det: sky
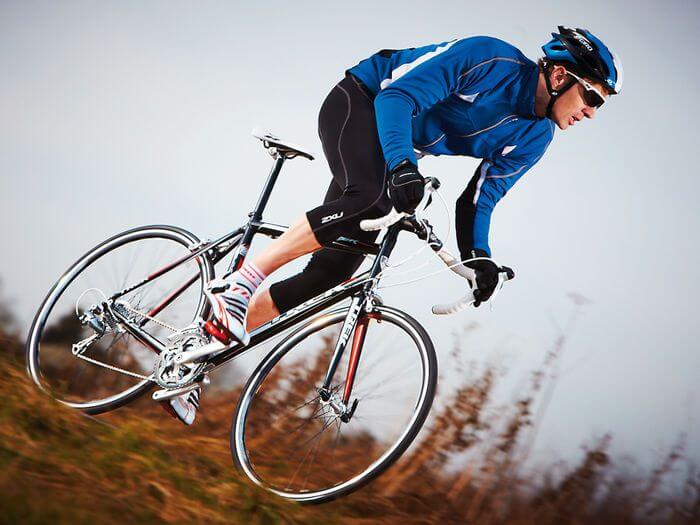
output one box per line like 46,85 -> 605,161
2,1 -> 699,473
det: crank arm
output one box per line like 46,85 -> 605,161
173,340 -> 227,365
152,382 -> 201,402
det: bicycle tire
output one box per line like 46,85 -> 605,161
230,304 -> 437,503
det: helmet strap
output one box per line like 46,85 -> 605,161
543,61 -> 576,119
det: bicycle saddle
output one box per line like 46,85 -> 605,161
251,128 -> 315,160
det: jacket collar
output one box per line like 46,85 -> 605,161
515,62 -> 540,119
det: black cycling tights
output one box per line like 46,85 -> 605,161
269,74 -> 390,313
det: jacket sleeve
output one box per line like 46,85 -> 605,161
455,156 -> 534,259
373,39 -> 480,171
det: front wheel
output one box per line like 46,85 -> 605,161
231,305 -> 437,503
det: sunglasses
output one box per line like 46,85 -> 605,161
566,70 -> 608,109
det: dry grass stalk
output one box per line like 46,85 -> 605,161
382,366 -> 495,498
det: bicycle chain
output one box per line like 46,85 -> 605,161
72,301 -> 184,383
75,353 -> 151,381
114,300 -> 180,333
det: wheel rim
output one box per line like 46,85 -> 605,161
233,307 -> 434,502
26,227 -> 213,411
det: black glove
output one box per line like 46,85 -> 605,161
387,160 -> 425,213
464,249 -> 515,307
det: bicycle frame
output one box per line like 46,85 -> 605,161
108,150 -> 407,406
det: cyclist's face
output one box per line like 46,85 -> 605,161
550,69 -> 609,130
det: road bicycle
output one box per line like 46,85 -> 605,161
26,130 -> 512,503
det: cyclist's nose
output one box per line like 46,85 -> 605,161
583,106 -> 596,119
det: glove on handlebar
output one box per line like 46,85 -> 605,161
387,160 -> 425,213
464,249 -> 515,307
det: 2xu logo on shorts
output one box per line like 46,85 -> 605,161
321,211 -> 344,224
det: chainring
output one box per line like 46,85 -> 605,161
154,328 -> 208,389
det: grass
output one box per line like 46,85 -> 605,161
2,323 -> 699,524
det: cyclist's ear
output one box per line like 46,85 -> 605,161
549,64 -> 569,90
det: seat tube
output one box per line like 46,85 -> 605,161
226,154 -> 286,275
320,295 -> 366,393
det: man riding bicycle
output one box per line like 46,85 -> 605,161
168,26 -> 623,424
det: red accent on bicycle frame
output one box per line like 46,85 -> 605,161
204,320 -> 232,345
342,315 -> 369,405
147,252 -> 203,280
231,244 -> 250,272
145,273 -> 201,320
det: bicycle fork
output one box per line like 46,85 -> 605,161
318,295 -> 370,423
317,223 -> 398,422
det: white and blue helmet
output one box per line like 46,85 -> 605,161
542,26 -> 624,95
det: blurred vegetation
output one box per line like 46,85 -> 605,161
2,290 -> 699,524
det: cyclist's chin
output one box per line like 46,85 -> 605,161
553,115 -> 571,130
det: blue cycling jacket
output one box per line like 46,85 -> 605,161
347,36 -> 556,258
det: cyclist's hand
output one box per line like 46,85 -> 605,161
387,160 -> 425,214
464,250 -> 515,307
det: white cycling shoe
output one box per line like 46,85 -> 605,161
164,388 -> 200,426
204,278 -> 250,345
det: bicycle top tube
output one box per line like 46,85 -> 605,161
252,220 -> 380,257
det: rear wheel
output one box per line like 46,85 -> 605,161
231,305 -> 437,503
26,225 -> 216,414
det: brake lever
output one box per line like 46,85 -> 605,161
432,260 -> 514,315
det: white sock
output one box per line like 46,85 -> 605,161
221,262 -> 267,324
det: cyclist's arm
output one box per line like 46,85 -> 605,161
455,156 -> 534,259
454,115 -> 554,259
373,37 -> 520,171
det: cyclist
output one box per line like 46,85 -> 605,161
168,26 -> 623,424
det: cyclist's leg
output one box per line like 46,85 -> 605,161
248,74 -> 387,326
267,247 -> 367,314
303,74 -> 389,246
246,178 -> 343,328
249,219 -> 380,329
247,176 -> 360,327
219,73 -> 387,332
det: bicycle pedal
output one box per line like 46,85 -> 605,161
204,320 -> 232,344
152,383 -> 201,402
207,281 -> 230,294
